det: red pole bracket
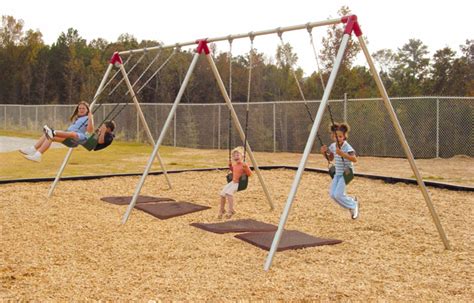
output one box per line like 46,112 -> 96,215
341,15 -> 362,37
196,39 -> 210,55
109,52 -> 123,66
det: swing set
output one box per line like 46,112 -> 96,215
54,15 -> 450,271
47,47 -> 179,197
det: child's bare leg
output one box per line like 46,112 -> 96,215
226,195 -> 235,218
53,130 -> 79,139
217,196 -> 226,219
34,135 -> 48,150
37,138 -> 53,154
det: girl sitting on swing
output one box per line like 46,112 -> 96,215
218,146 -> 252,219
320,122 -> 359,220
20,101 -> 115,162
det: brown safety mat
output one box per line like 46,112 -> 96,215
134,201 -> 211,220
100,196 -> 175,205
190,219 -> 277,234
235,230 -> 342,251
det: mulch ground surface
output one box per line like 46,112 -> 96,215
1,169 -> 472,300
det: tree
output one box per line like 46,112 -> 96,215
429,47 -> 456,95
320,6 -> 360,72
390,39 -> 430,96
0,15 -> 23,47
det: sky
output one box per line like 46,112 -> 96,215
3,0 -> 473,74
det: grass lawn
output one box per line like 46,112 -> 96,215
0,130 -> 232,180
1,130 -> 473,187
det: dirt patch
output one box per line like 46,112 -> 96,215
0,136 -> 64,153
0,170 -> 472,300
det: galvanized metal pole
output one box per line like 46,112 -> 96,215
118,19 -> 342,56
264,34 -> 351,271
218,105 -> 221,149
273,103 -> 276,152
117,63 -> 173,189
436,98 -> 440,158
122,52 -> 200,224
174,111 -> 177,147
358,36 -> 451,250
48,63 -> 115,198
35,107 -> 38,130
344,93 -> 348,123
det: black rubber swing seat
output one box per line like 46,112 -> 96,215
328,164 -> 354,184
62,133 -> 98,151
226,173 -> 248,191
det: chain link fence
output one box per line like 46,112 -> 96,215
1,97 -> 472,158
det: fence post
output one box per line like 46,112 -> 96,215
218,104 -> 221,149
136,110 -> 140,142
35,106 -> 38,130
273,102 -> 276,152
173,110 -> 177,147
344,93 -> 348,122
436,98 -> 440,158
19,106 -> 22,128
4,106 -> 6,129
54,106 -> 57,126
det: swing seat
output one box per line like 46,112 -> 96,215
343,167 -> 354,184
226,173 -> 248,191
61,133 -> 98,151
81,133 -> 99,151
328,165 -> 354,185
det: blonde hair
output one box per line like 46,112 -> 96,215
69,101 -> 90,122
231,146 -> 245,156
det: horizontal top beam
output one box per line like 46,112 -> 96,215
118,17 -> 343,56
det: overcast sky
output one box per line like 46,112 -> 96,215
4,0 -> 473,74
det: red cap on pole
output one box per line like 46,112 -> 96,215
109,52 -> 123,66
341,15 -> 362,37
196,39 -> 210,55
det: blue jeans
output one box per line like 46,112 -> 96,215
329,175 -> 356,210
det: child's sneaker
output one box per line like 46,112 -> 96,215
43,125 -> 55,140
24,151 -> 42,162
19,146 -> 36,155
351,197 -> 359,220
217,210 -> 225,220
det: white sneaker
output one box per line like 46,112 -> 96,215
24,151 -> 42,162
351,197 -> 359,220
19,146 -> 36,155
43,125 -> 55,139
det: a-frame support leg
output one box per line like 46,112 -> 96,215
121,51 -> 201,224
114,55 -> 173,189
47,63 -> 115,198
357,35 -> 450,250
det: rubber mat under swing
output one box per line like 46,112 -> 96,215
100,196 -> 175,205
235,230 -> 342,252
134,201 -> 211,220
190,219 -> 278,234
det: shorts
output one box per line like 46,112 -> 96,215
62,132 -> 88,147
219,181 -> 239,197
75,132 -> 88,144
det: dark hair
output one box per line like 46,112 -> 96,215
105,120 -> 116,132
329,122 -> 351,138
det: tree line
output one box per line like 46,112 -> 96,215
0,7 -> 472,106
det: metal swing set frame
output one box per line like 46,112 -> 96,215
50,14 -> 451,271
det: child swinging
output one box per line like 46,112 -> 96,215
218,146 -> 252,219
320,122 -> 359,220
